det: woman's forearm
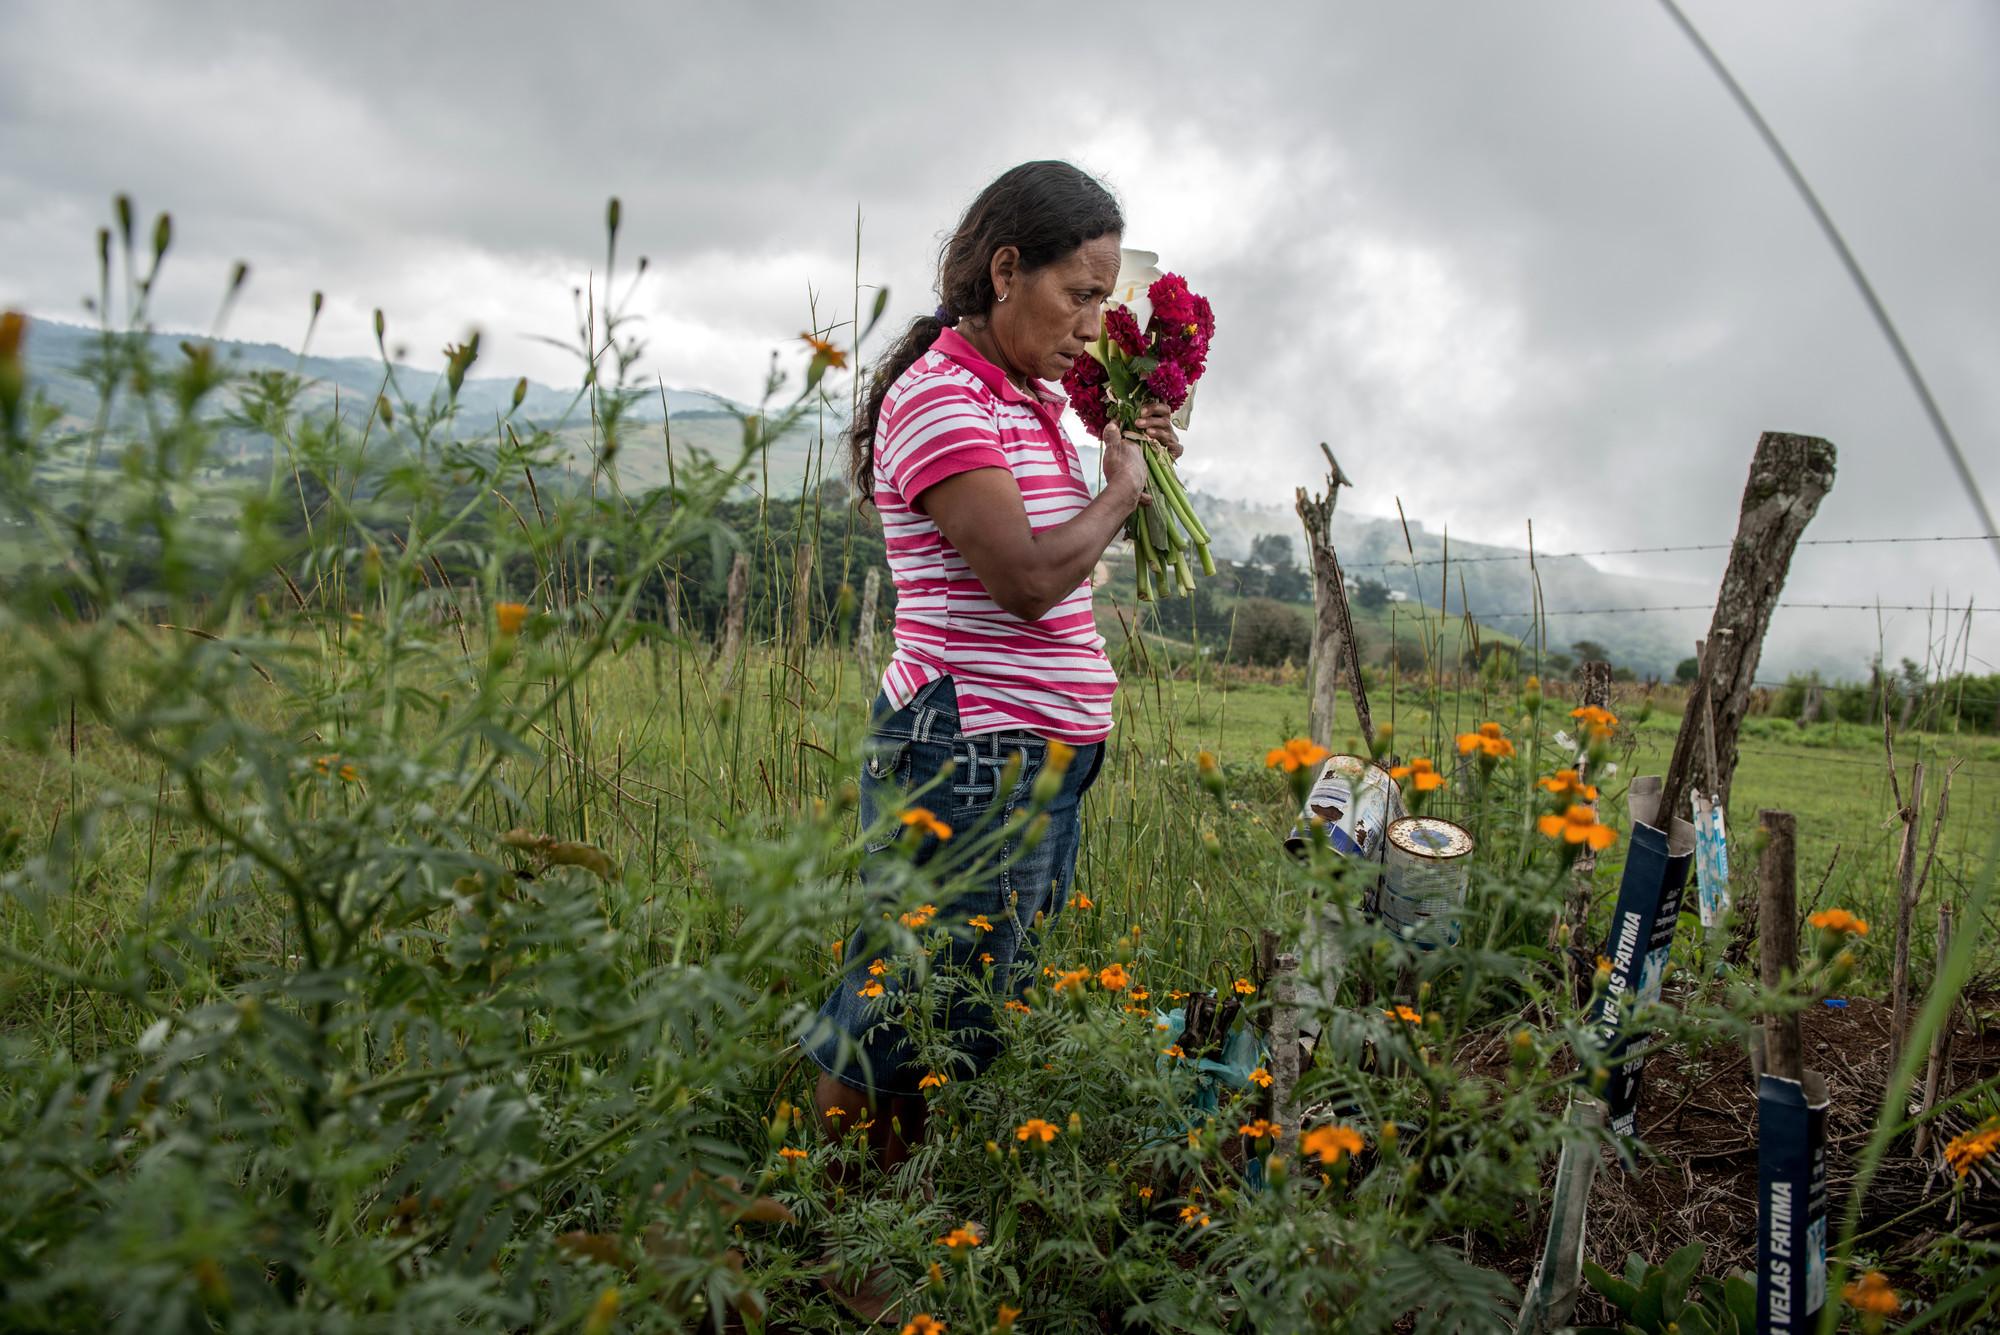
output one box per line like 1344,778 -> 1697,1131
1014,477 -> 1142,618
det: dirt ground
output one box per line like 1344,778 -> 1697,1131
1466,988 -> 1999,1326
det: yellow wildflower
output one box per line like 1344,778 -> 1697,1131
495,601 -> 528,636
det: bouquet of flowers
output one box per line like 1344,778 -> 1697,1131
1062,250 -> 1216,601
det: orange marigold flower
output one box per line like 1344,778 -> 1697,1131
857,980 -> 885,999
1233,977 -> 1256,995
899,808 -> 953,842
829,938 -> 844,962
1053,967 -> 1091,993
1137,1185 -> 1154,1200
996,1305 -> 1021,1331
1808,908 -> 1869,937
1384,1005 -> 1423,1024
1943,1117 -> 2000,1178
1842,1270 -> 1899,1319
918,1072 -> 947,1091
1004,998 -> 1031,1014
1072,892 -> 1094,910
1162,1044 -> 1186,1059
1239,1118 -> 1282,1140
1197,750 -> 1219,774
799,330 -> 848,370
966,914 -> 994,932
1130,986 -> 1149,1001
778,1146 -> 808,1161
1098,963 -> 1130,992
867,958 -> 889,977
1178,1204 -> 1212,1228
899,1316 -> 945,1335
1456,722 -> 1516,759
495,601 -> 528,636
1249,1066 -> 1274,1088
1388,757 -> 1444,791
1537,803 -> 1618,850
1537,769 -> 1599,802
899,902 -> 940,929
1300,1124 -> 1365,1164
337,763 -> 359,783
980,952 -> 995,965
1264,737 -> 1330,773
1571,704 -> 1619,735
1045,738 -> 1076,774
1015,1118 -> 1058,1144
935,1224 -> 983,1251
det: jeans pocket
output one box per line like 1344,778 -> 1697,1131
859,735 -> 912,853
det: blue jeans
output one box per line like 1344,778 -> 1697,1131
802,677 -> 1105,1097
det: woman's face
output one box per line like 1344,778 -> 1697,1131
989,233 -> 1122,383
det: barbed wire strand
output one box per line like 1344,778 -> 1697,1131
1339,533 -> 1998,573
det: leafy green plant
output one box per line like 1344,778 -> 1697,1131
1581,1243 -> 1755,1335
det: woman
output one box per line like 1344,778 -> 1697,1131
802,160 -> 1180,1172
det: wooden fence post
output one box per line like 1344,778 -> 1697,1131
1888,762 -> 1924,1070
1757,809 -> 1803,1082
1657,433 -> 1837,826
1913,902 -> 1955,1160
718,550 -> 750,678
1293,444 -> 1372,747
856,566 -> 881,676
1268,949 -> 1302,1142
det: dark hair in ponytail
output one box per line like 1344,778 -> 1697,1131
848,160 -> 1123,498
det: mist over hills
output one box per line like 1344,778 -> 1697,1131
17,319 -> 1869,678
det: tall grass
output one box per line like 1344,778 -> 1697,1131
0,200 -> 1991,1332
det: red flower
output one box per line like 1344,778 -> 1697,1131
1067,349 -> 1106,387
1066,377 -> 1108,434
1191,292 -> 1215,341
1148,272 -> 1197,328
1103,305 -> 1148,356
1144,359 -> 1189,409
1155,331 -> 1208,382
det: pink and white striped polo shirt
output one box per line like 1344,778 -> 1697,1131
873,326 -> 1116,743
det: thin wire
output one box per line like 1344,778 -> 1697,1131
1656,0 -> 2000,573
1341,533 -> 1997,573
1466,603 -> 1988,618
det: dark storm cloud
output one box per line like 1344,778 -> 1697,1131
2,0 -> 1994,671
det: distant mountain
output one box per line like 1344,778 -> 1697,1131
18,317 -> 829,495
17,318 -> 1849,678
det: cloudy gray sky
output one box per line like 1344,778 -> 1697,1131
3,0 -> 1995,674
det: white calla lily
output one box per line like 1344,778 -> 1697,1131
1108,247 -> 1161,332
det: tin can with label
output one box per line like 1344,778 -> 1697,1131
1285,755 -> 1397,860
1380,816 -> 1474,948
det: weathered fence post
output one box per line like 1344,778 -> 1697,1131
789,540 -> 815,658
1657,433 -> 1838,825
855,566 -> 882,676
1268,948 -> 1302,1142
1753,810 -> 1830,1333
718,550 -> 749,677
1913,902 -> 1956,1160
1757,809 -> 1804,1082
1294,444 -> 1372,747
1888,761 -> 1925,1069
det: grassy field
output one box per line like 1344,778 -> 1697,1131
4,248 -> 1995,1330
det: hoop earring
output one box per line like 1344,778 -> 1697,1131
996,291 -> 1008,303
